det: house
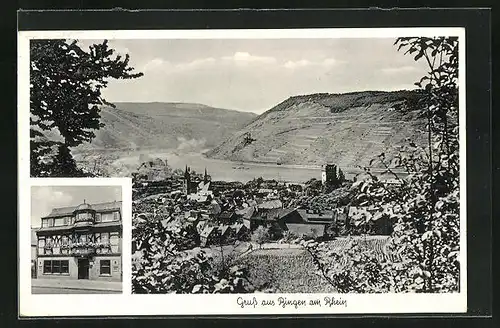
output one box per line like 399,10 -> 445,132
278,208 -> 336,239
218,225 -> 235,244
36,200 -> 122,282
231,223 -> 249,241
199,226 -> 221,247
249,207 -> 288,237
258,199 -> 283,211
196,221 -> 208,235
218,211 -> 238,223
256,188 -> 274,198
285,223 -> 327,239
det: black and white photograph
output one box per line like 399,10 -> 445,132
18,27 -> 467,315
31,185 -> 123,294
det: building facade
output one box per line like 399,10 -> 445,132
35,201 -> 122,282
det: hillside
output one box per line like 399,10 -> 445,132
205,90 -> 428,168
72,102 -> 256,154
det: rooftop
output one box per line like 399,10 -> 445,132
43,201 -> 122,218
296,209 -> 334,223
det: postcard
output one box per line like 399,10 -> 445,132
18,27 -> 466,316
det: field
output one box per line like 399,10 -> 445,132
324,236 -> 400,265
214,236 -> 399,293
235,247 -> 337,293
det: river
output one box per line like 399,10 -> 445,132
108,150 -> 406,183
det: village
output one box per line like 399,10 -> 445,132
131,158 -> 395,251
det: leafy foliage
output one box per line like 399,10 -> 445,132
132,197 -> 258,294
251,226 -> 271,248
302,37 -> 460,293
30,39 -> 143,177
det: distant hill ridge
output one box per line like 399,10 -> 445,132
205,90 -> 427,168
73,102 -> 256,153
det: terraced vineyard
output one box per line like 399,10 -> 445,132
233,236 -> 400,293
206,90 -> 427,168
324,236 -> 401,265
235,248 -> 337,293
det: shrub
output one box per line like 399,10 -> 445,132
251,226 -> 270,249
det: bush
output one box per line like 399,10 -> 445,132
251,226 -> 270,248
132,195 -> 257,294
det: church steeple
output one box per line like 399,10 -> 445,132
204,167 -> 209,184
184,165 -> 191,195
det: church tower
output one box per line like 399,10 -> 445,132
183,165 -> 191,195
203,167 -> 209,184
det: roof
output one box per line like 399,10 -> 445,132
258,200 -> 283,210
231,223 -> 246,234
296,209 -> 334,223
200,226 -> 216,238
44,201 -> 122,218
219,225 -> 231,235
219,211 -> 235,219
286,223 -> 326,238
196,221 -> 207,234
37,225 -> 73,233
236,206 -> 255,220
75,202 -> 95,212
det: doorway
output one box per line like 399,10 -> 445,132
77,259 -> 89,279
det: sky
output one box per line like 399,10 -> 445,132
30,186 -> 122,228
79,38 -> 428,114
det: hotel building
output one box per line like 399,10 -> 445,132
35,200 -> 122,281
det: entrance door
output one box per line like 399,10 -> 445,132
77,259 -> 89,279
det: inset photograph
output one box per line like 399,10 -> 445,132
31,185 -> 123,294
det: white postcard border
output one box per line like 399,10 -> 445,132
18,27 -> 467,316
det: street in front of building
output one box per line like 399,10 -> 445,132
31,278 -> 122,294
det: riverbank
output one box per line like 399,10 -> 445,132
76,148 -> 408,183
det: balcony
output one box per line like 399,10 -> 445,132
70,243 -> 96,256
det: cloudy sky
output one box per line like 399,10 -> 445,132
81,38 -> 428,114
31,186 -> 121,228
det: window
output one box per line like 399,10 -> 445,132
42,219 -> 54,228
45,237 -> 53,255
95,213 -> 101,222
101,213 -> 114,222
113,211 -> 119,221
52,260 -> 60,273
43,261 -> 51,273
110,233 -> 120,253
78,234 -> 87,243
77,213 -> 88,221
101,232 -> 109,243
54,218 -> 65,226
43,260 -> 69,274
100,260 -> 111,275
62,236 -> 69,245
38,238 -> 45,255
61,261 -> 69,274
